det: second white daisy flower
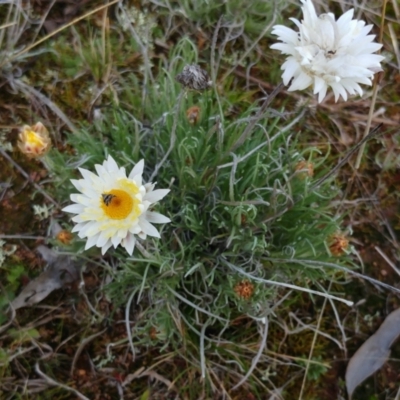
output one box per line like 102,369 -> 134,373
62,155 -> 171,255
271,0 -> 384,102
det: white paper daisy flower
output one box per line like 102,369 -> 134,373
271,0 -> 384,102
62,155 -> 171,255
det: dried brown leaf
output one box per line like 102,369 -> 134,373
10,246 -> 80,310
346,308 -> 400,398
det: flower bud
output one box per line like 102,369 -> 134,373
186,106 -> 201,125
295,160 -> 314,178
329,233 -> 349,256
18,122 -> 51,158
56,230 -> 74,245
234,280 -> 255,300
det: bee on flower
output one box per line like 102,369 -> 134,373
62,156 -> 171,255
270,0 -> 384,102
18,122 -> 51,158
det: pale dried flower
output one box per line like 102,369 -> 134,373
176,65 -> 212,91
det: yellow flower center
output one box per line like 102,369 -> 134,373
100,189 -> 141,220
26,130 -> 45,146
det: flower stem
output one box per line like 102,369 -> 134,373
149,91 -> 185,181
227,82 -> 285,154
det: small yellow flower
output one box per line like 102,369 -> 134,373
18,122 -> 51,158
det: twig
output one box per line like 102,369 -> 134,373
375,246 -> 400,277
35,363 -> 90,400
0,300 -> 15,335
298,283 -> 330,400
263,257 -> 400,296
0,235 -> 46,240
311,124 -> 383,191
125,289 -> 137,361
70,328 -> 107,377
167,286 -> 229,321
232,316 -> 269,391
0,148 -> 59,207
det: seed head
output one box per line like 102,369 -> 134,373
176,64 -> 212,91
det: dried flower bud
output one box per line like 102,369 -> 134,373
234,280 -> 255,300
176,64 -> 212,90
56,230 -> 74,245
329,233 -> 349,256
295,160 -> 314,178
149,326 -> 158,340
18,122 -> 51,158
186,106 -> 201,125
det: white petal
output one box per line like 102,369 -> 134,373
129,159 -> 144,179
122,233 -> 136,255
281,58 -> 301,85
79,168 -> 97,182
139,218 -> 160,238
112,233 -> 122,248
71,179 -> 84,192
138,231 -> 147,240
288,72 -> 313,91
145,211 -> 171,224
85,234 -> 99,250
62,204 -> 84,213
97,232 -> 110,247
143,189 -> 170,203
101,240 -> 113,255
104,155 -> 119,171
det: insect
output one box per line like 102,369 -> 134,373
101,193 -> 116,206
